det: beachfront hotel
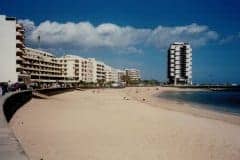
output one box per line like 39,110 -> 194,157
125,68 -> 141,81
167,42 -> 192,85
23,48 -> 63,85
59,55 -> 111,84
4,45 -> 126,87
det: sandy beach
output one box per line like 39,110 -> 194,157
10,87 -> 240,160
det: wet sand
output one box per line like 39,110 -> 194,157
10,87 -> 240,160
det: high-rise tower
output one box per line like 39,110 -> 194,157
167,42 -> 192,85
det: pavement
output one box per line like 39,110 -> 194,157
0,92 -> 29,160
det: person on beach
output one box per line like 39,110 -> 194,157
7,80 -> 11,92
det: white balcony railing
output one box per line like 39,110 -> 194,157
16,32 -> 23,37
16,56 -> 24,61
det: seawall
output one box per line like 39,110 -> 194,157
0,90 -> 32,160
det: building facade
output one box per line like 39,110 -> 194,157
125,69 -> 141,81
23,48 -> 63,86
167,42 -> 192,85
111,68 -> 123,83
0,15 -> 25,83
20,50 -> 126,86
105,65 -> 113,83
59,55 -> 85,83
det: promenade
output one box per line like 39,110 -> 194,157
0,92 -> 29,160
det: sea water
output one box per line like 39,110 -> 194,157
159,90 -> 240,115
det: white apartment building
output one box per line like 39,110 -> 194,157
23,48 -> 63,85
59,55 -> 85,83
86,58 -> 97,83
105,65 -> 113,83
20,50 -> 125,86
59,56 -> 101,84
117,70 -> 125,82
111,68 -> 123,83
167,42 -> 192,85
0,15 -> 25,83
104,66 -> 125,83
0,14 -> 138,87
125,69 -> 141,81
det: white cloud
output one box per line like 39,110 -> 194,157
146,23 -> 218,49
219,32 -> 240,44
18,19 -> 219,54
18,19 -> 36,45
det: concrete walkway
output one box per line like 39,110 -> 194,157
0,93 -> 29,160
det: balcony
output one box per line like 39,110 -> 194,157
17,28 -> 24,33
170,46 -> 175,50
16,40 -> 24,48
175,52 -> 180,56
16,39 -> 23,44
175,57 -> 180,61
16,24 -> 24,30
17,31 -> 24,35
16,23 -> 21,28
175,61 -> 180,65
16,32 -> 24,40
16,64 -> 23,69
175,47 -> 180,51
16,56 -> 24,62
175,70 -> 180,74
16,48 -> 24,56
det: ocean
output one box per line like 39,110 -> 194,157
159,90 -> 240,115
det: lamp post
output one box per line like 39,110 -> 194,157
37,34 -> 41,88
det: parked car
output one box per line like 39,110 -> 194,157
8,82 -> 27,91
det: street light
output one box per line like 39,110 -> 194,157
37,34 -> 41,88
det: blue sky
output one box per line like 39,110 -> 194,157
1,0 -> 240,83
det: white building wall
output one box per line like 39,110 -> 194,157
0,15 -> 17,83
24,47 -> 62,83
87,58 -> 97,83
61,55 -> 84,82
66,59 -> 75,78
105,65 -> 112,82
111,68 -> 119,83
117,70 -> 125,82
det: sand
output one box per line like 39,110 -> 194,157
10,87 -> 240,160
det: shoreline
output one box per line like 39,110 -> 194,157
123,87 -> 240,126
